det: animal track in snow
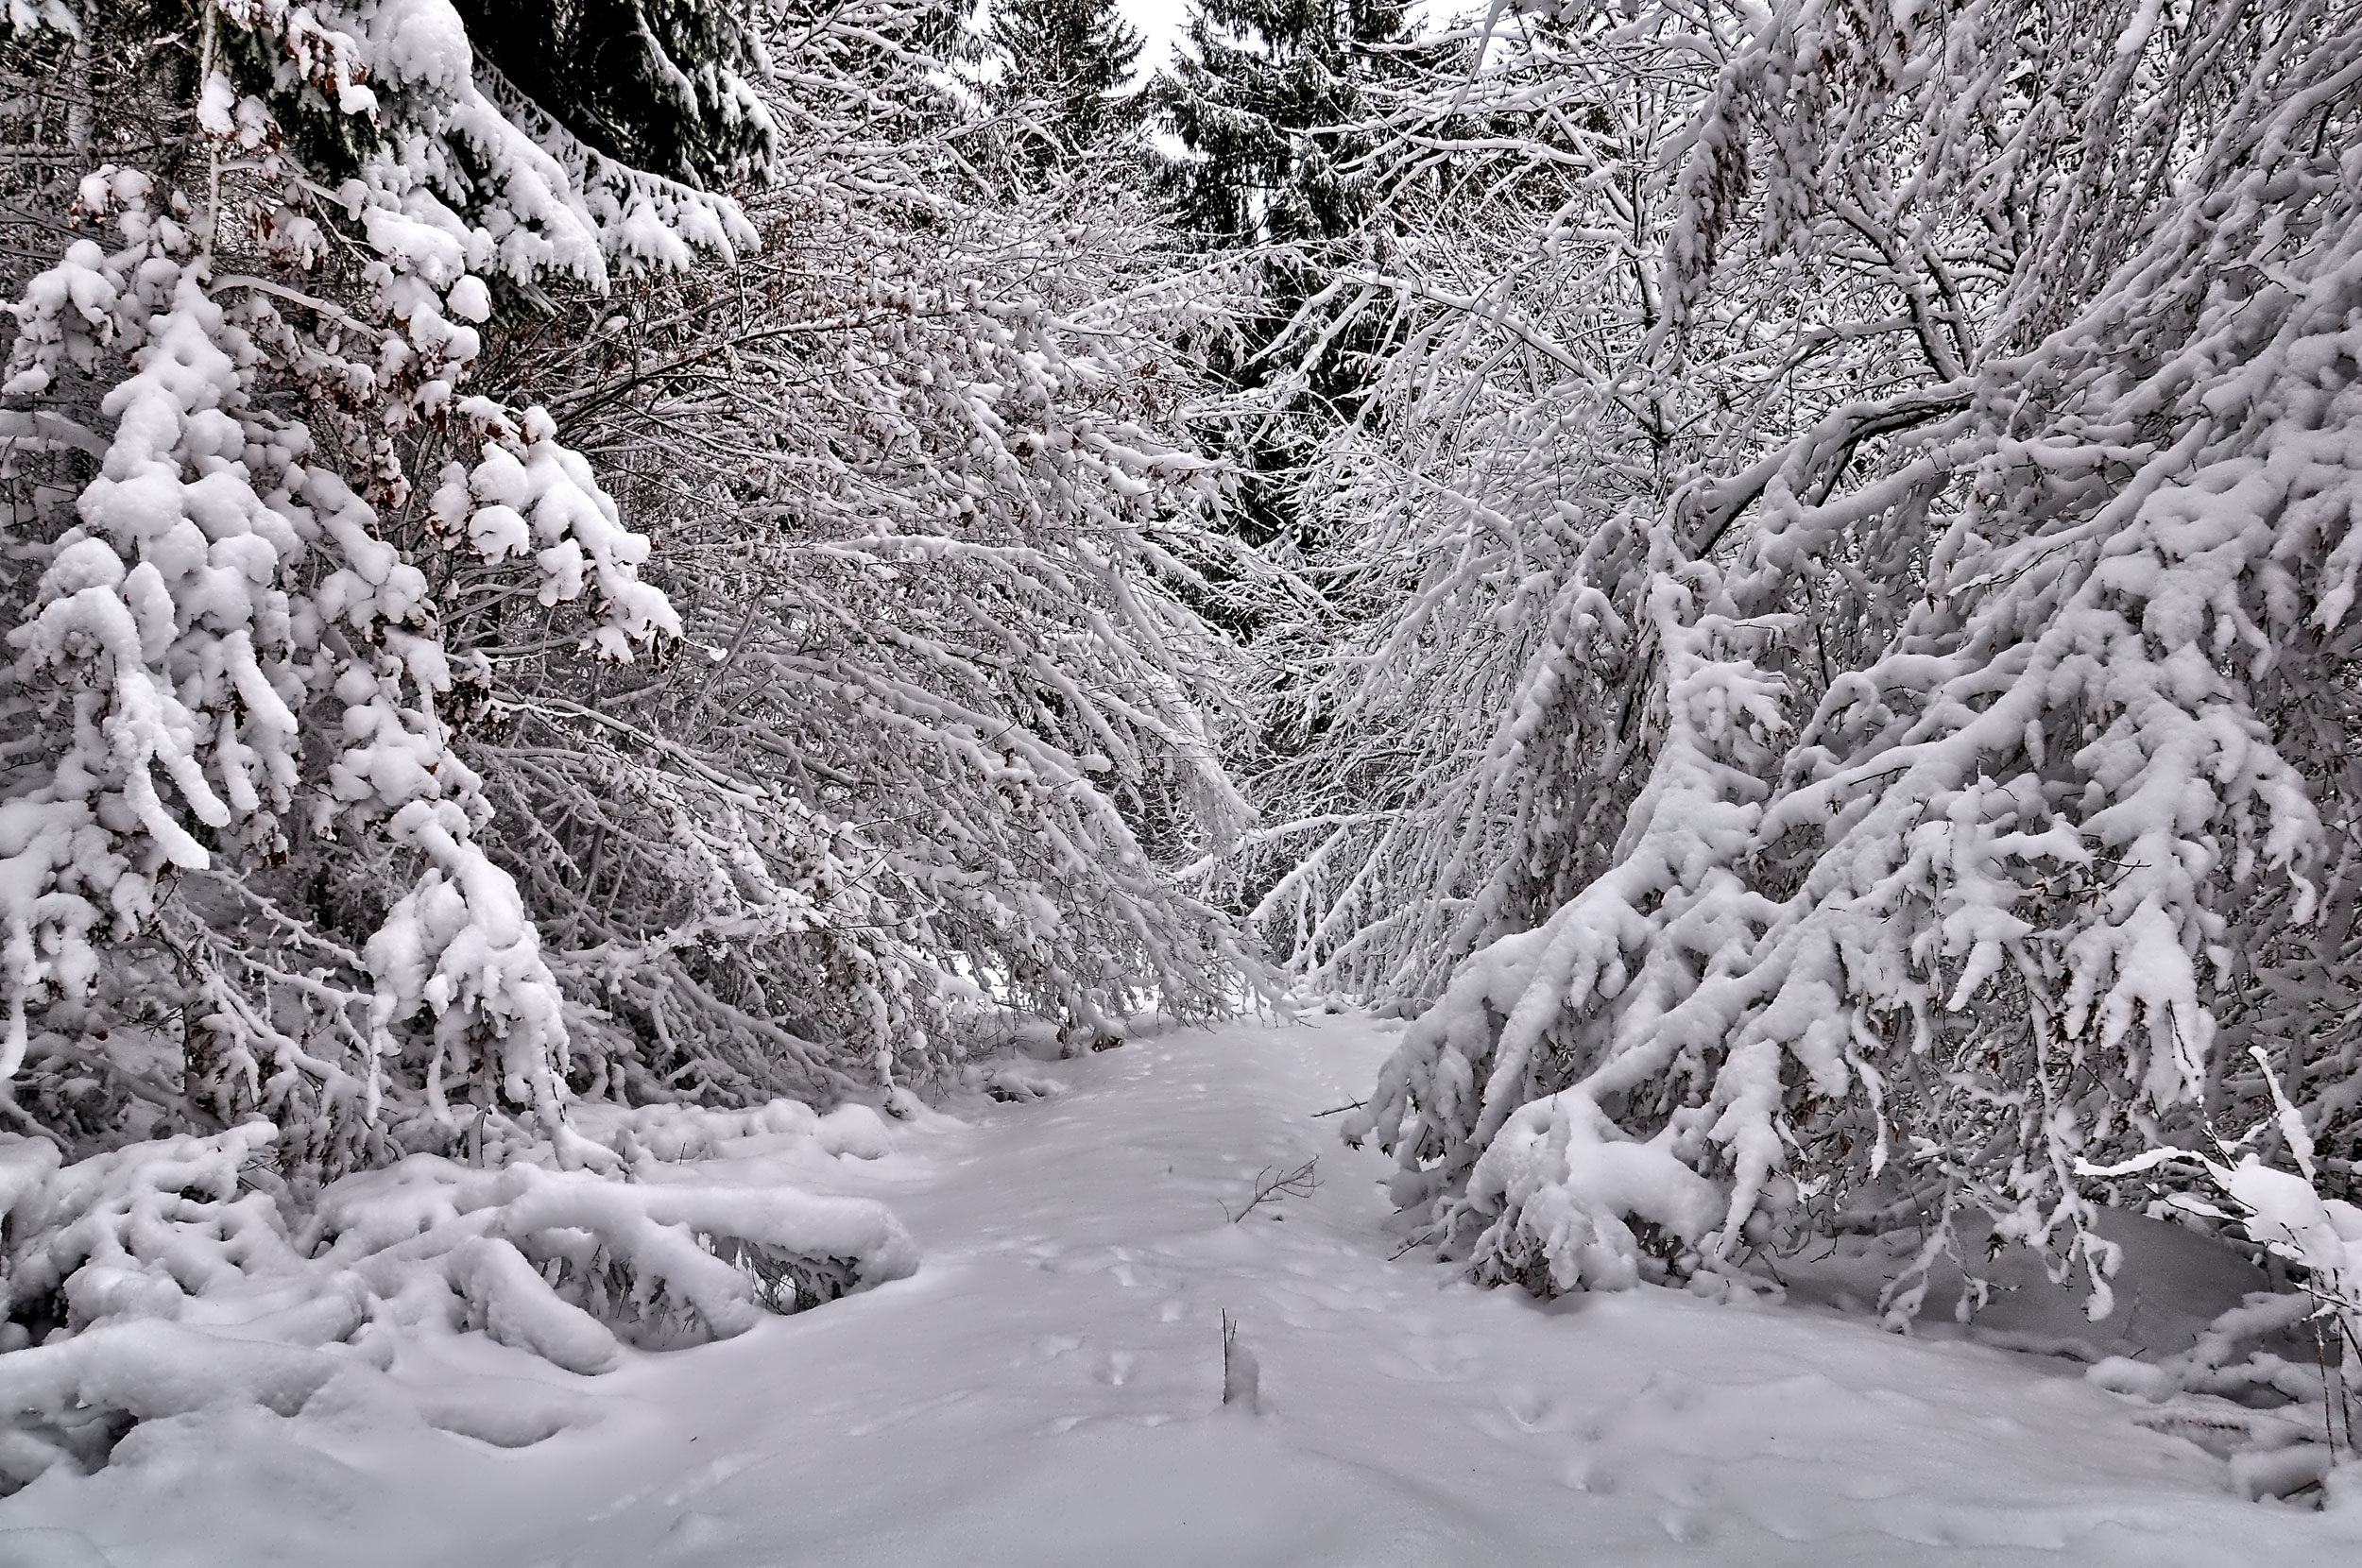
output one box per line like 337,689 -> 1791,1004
659,1453 -> 758,1507
1019,1334 -> 1085,1366
1379,1331 -> 1484,1383
843,1389 -> 972,1438
1561,1457 -> 1616,1494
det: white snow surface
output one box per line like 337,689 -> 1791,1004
5,1015 -> 2359,1566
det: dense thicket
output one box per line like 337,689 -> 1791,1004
0,0 -> 1261,1480
0,0 -> 1252,1182
1219,0 -> 2362,1361
475,57 -> 1261,1119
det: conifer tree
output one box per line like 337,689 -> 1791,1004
984,0 -> 1145,161
1156,0 -> 1413,248
1153,0 -> 1423,578
453,0 -> 779,187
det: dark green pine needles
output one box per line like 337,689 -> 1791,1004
1155,0 -> 1416,247
984,0 -> 1147,160
454,0 -> 778,187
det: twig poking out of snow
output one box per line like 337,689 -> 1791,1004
1225,1157 -> 1318,1223
1220,1309 -> 1260,1413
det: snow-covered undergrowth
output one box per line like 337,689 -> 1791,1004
2075,1095 -> 2362,1499
0,1101 -> 916,1495
0,0 -> 1256,1515
7,1016 -> 2357,1567
1222,0 -> 2362,1486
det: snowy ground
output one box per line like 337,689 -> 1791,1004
5,1015 -> 2359,1567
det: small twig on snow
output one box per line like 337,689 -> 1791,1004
1224,1156 -> 1319,1222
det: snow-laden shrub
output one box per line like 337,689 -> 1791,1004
2080,1067 -> 2362,1496
1238,0 -> 2362,1307
0,1111 -> 915,1491
314,1154 -> 916,1362
1452,1089 -> 1725,1294
2,0 -> 1256,1174
0,0 -> 735,1178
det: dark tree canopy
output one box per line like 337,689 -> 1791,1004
454,0 -> 778,186
1155,0 -> 1415,247
984,0 -> 1146,158
1149,0 -> 1427,562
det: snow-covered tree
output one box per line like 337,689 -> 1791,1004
451,0 -> 780,186
1150,0 -> 1437,577
454,0 -> 1266,1109
1,0 -> 1257,1172
0,0 -> 1262,1490
1233,0 -> 2362,1321
1156,0 -> 1417,247
0,0 -> 745,1177
981,0 -> 1146,163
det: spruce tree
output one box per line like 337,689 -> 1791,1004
1153,0 -> 1422,557
454,0 -> 779,187
1156,0 -> 1415,249
984,0 -> 1147,160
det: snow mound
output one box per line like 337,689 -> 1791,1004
1453,1090 -> 1724,1293
0,1108 -> 917,1493
980,1061 -> 1067,1102
569,1098 -> 823,1164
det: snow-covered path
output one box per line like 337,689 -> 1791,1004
9,1017 -> 2358,1565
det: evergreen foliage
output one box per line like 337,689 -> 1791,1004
1156,0 -> 1412,247
1151,0 -> 1429,571
452,0 -> 779,187
982,0 -> 1144,161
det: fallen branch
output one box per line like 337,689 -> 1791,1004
1225,1157 -> 1319,1222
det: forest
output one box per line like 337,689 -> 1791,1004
1,0 -> 2360,1547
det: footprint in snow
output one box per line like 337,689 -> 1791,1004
1499,1385 -> 1558,1430
659,1452 -> 759,1506
1468,1386 -> 1581,1445
1021,1333 -> 1085,1366
1381,1331 -> 1484,1382
1562,1456 -> 1616,1494
663,1511 -> 736,1549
